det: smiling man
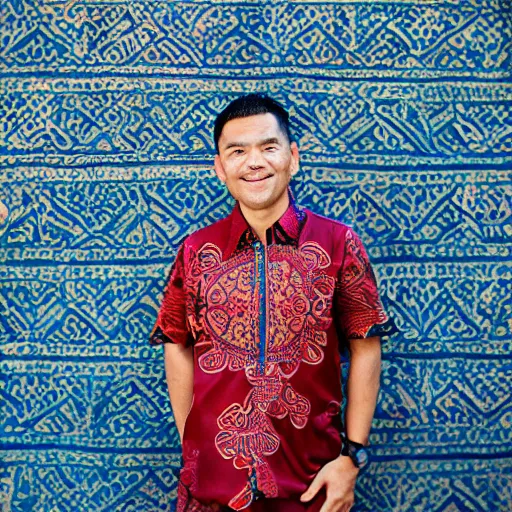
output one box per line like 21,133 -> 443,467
150,94 -> 395,512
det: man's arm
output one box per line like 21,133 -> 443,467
301,336 -> 381,512
345,336 -> 382,444
164,343 -> 194,442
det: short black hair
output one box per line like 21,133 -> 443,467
213,93 -> 291,153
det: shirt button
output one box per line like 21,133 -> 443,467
253,241 -> 262,249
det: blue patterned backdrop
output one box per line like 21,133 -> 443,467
1,1 -> 511,510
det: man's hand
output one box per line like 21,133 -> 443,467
300,455 -> 359,512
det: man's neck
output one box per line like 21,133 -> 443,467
239,193 -> 290,244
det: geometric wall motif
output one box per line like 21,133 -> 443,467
3,81 -> 512,166
1,1 -> 511,511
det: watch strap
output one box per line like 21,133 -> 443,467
341,433 -> 364,454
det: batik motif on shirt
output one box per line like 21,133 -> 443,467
150,198 -> 395,511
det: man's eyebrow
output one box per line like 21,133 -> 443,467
260,137 -> 281,145
222,137 -> 282,150
223,141 -> 247,150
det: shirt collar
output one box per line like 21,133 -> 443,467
225,190 -> 306,258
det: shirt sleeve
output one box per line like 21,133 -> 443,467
149,242 -> 191,346
335,228 -> 392,340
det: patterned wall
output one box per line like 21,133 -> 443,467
1,1 -> 511,511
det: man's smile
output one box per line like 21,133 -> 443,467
241,173 -> 273,183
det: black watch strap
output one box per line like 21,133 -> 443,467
341,435 -> 364,455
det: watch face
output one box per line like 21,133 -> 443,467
355,448 -> 369,468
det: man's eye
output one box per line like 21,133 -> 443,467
232,149 -> 244,155
265,146 -> 277,151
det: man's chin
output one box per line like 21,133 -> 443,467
228,185 -> 290,213
239,198 -> 274,211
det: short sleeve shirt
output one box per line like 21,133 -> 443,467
150,197 -> 394,511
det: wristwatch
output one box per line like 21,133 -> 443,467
341,434 -> 370,470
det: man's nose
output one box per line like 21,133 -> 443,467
247,148 -> 265,169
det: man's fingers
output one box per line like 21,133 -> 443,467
318,496 -> 354,512
300,473 -> 324,502
341,499 -> 355,512
318,496 -> 341,512
318,499 -> 330,512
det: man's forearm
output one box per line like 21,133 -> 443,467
164,343 -> 194,442
345,336 -> 382,445
300,337 -> 381,506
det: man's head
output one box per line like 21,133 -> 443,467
214,94 -> 292,153
213,94 -> 299,215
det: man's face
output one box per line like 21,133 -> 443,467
214,113 -> 299,212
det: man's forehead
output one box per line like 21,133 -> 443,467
218,113 -> 286,145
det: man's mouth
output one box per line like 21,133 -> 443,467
241,174 -> 273,183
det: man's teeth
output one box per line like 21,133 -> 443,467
243,175 -> 271,182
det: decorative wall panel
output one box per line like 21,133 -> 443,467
1,1 -> 511,511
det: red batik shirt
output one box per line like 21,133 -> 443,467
150,196 -> 392,512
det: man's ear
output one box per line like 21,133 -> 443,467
290,141 -> 300,176
214,154 -> 227,183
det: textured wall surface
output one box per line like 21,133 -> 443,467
1,1 -> 511,511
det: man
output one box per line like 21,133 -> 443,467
150,94 -> 395,512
